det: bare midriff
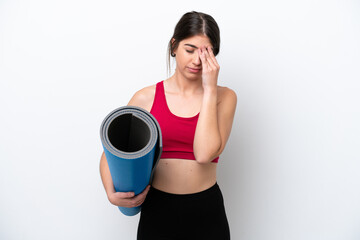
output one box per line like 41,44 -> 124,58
151,158 -> 217,194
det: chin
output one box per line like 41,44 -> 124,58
187,74 -> 201,81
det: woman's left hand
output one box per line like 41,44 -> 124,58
198,46 -> 220,90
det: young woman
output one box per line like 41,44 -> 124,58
100,11 -> 237,240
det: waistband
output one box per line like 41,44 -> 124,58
149,182 -> 220,201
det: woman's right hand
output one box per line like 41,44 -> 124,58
107,185 -> 151,208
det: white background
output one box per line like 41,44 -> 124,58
1,0 -> 359,239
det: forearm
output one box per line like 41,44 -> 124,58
99,152 -> 116,199
193,87 -> 221,163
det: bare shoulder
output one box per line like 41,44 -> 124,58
127,83 -> 156,112
217,85 -> 237,107
216,85 -> 237,134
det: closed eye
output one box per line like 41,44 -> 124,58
186,50 -> 194,53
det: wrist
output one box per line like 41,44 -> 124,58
107,190 -> 115,202
203,86 -> 217,95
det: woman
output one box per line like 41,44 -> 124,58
100,11 -> 237,240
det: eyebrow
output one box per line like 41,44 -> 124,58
184,44 -> 198,49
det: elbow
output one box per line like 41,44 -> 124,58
194,145 -> 222,164
195,156 -> 209,164
194,138 -> 222,164
196,157 -> 213,164
195,153 -> 219,164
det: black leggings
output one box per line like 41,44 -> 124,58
137,182 -> 230,240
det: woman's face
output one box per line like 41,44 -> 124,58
173,34 -> 213,80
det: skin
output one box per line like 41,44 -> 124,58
99,34 -> 237,208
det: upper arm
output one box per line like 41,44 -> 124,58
216,87 -> 237,156
127,85 -> 155,112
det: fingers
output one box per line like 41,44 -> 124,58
108,191 -> 134,206
133,185 -> 151,200
109,185 -> 151,208
198,48 -> 209,71
199,46 -> 219,71
207,46 -> 220,69
203,46 -> 218,69
113,191 -> 135,199
128,185 -> 151,207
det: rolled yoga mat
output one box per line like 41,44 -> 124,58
100,106 -> 162,216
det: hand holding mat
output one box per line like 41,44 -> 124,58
100,106 -> 162,216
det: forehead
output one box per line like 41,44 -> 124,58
180,35 -> 212,47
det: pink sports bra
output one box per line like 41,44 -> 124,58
150,80 -> 219,163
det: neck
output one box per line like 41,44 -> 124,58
168,69 -> 203,95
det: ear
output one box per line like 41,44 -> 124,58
171,38 -> 177,55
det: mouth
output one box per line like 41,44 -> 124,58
188,67 -> 201,73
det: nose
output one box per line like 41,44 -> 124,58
192,51 -> 201,66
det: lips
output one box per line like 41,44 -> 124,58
188,67 -> 201,73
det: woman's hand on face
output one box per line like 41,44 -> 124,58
108,185 -> 151,208
198,46 -> 220,90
